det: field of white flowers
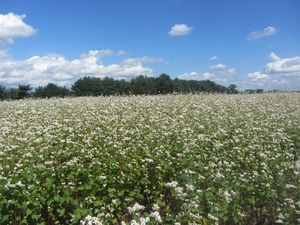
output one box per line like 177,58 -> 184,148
0,93 -> 299,225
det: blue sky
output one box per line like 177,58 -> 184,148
0,0 -> 299,91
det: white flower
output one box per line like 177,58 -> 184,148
152,204 -> 160,211
150,211 -> 162,222
128,203 -> 145,214
15,181 -> 25,187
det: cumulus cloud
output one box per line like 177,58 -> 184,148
247,26 -> 277,41
246,71 -> 269,81
168,24 -> 193,36
241,53 -> 300,90
0,50 -> 160,87
0,12 -> 37,46
209,56 -> 219,60
265,52 -> 300,74
209,64 -> 227,69
241,71 -> 271,89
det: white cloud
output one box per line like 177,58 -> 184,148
271,78 -> 289,85
209,56 -> 219,60
227,68 -> 237,75
0,49 -> 9,58
268,52 -> 281,61
116,50 -> 129,56
265,53 -> 300,74
0,12 -> 37,46
80,49 -> 114,60
178,72 -> 216,81
241,53 -> 300,90
0,50 -> 157,87
246,71 -> 269,81
178,68 -> 237,83
168,24 -> 193,36
121,56 -> 164,66
209,64 -> 227,69
247,26 -> 277,41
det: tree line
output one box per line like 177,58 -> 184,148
0,74 -> 240,100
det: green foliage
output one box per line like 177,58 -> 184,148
1,74 -> 238,100
70,74 -> 235,97
34,83 -> 70,98
0,85 -> 7,100
155,73 -> 173,94
71,76 -> 104,96
131,75 -> 156,95
5,87 -> 19,100
244,88 -> 265,94
228,84 -> 238,94
18,84 -> 32,99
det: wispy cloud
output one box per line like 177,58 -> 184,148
116,50 -> 129,56
178,72 -> 216,81
0,12 -> 37,46
168,24 -> 193,36
268,52 -> 280,61
247,26 -> 277,41
178,66 -> 237,85
0,49 -> 9,58
121,56 -> 164,66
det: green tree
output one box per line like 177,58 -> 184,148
228,84 -> 238,94
155,73 -> 173,94
5,87 -> 19,100
116,79 -> 131,95
131,75 -> 156,95
0,85 -> 7,100
18,84 -> 32,99
173,78 -> 190,93
102,77 -> 118,95
255,89 -> 264,93
34,83 -> 70,98
71,76 -> 103,96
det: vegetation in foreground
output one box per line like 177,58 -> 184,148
0,93 -> 299,224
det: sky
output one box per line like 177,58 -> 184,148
0,0 -> 299,91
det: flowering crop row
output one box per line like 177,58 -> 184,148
0,93 -> 299,224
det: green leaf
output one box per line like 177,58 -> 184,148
57,208 -> 65,217
32,201 -> 40,206
144,149 -> 151,154
94,200 -> 104,206
54,195 -> 61,202
47,199 -> 54,206
26,174 -> 33,182
1,215 -> 9,223
247,197 -> 255,204
32,214 -> 39,220
26,208 -> 32,216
